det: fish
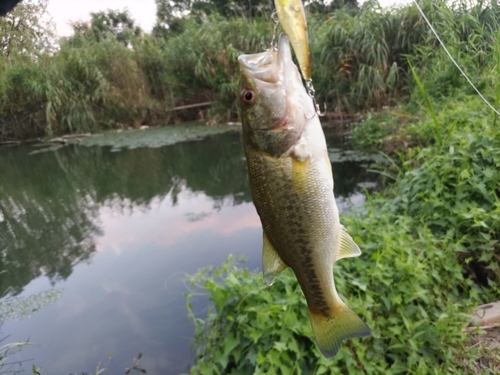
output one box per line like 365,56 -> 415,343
274,0 -> 311,81
238,34 -> 371,359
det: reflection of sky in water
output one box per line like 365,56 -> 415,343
7,189 -> 261,375
3,187 -> 371,374
95,192 -> 259,253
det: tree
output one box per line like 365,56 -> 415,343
152,0 -> 272,38
153,0 -> 191,38
306,0 -> 359,14
69,9 -> 141,46
0,0 -> 54,58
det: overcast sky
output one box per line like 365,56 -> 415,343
46,0 -> 411,36
47,0 -> 157,36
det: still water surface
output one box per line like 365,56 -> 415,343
0,124 -> 378,374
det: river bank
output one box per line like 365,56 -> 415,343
3,0 -> 499,142
186,93 -> 500,373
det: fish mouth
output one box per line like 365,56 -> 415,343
238,34 -> 294,84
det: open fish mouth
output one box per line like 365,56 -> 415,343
239,52 -> 273,70
238,34 -> 294,85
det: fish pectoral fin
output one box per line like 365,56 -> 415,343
309,302 -> 371,359
336,225 -> 362,261
262,232 -> 288,286
291,157 -> 309,200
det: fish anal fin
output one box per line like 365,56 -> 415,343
309,302 -> 371,359
291,157 -> 310,199
262,232 -> 288,286
336,225 -> 362,261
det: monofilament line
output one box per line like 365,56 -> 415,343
413,0 -> 500,116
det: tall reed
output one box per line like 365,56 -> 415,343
2,0 -> 500,139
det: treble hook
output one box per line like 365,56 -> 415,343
305,79 -> 326,118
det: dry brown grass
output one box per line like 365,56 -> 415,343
462,326 -> 500,373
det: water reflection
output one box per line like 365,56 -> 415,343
0,131 -> 250,297
0,127 -> 378,374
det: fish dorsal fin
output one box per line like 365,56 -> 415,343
337,225 -> 362,261
262,232 -> 288,286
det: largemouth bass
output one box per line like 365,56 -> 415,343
238,34 -> 371,359
274,0 -> 311,80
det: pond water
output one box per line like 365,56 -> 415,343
0,124 -> 379,375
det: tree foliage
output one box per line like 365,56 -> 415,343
68,9 -> 142,46
153,0 -> 272,39
0,0 -> 54,58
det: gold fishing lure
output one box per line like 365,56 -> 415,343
274,0 -> 311,81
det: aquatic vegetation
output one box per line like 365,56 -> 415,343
0,341 -> 31,368
0,289 -> 62,321
72,122 -> 239,151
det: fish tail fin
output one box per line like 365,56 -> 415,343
308,300 -> 371,359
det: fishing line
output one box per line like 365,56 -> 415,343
413,0 -> 500,116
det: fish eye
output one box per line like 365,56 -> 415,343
241,89 -> 256,104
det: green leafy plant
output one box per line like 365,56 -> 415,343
186,52 -> 500,373
185,211 -> 494,374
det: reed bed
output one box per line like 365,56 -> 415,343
1,0 -> 500,140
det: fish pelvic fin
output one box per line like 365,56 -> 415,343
309,302 -> 371,359
262,232 -> 288,286
336,225 -> 362,261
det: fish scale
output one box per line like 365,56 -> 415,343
245,144 -> 337,316
238,34 -> 370,359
